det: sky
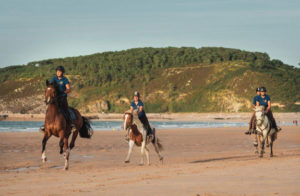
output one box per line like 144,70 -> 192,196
0,0 -> 299,68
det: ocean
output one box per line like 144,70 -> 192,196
0,121 -> 292,133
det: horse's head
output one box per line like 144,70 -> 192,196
45,80 -> 58,104
123,110 -> 133,132
255,106 -> 265,126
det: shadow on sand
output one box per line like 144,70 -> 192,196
189,155 -> 257,164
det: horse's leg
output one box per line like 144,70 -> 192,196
253,134 -> 259,154
140,140 -> 146,166
41,132 -> 51,162
269,135 -> 273,157
125,140 -> 134,163
63,136 -> 70,170
266,136 -> 270,147
152,138 -> 163,161
69,130 -> 78,150
259,135 -> 266,158
257,135 -> 263,158
144,145 -> 150,165
59,131 -> 64,154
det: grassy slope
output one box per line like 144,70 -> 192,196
0,47 -> 299,113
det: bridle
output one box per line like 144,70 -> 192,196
123,113 -> 133,132
45,86 -> 57,105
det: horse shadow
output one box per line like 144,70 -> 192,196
189,155 -> 256,164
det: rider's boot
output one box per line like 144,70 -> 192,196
147,128 -> 154,142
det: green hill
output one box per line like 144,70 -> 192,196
0,47 -> 299,114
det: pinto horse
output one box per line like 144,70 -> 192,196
123,110 -> 163,165
255,106 -> 277,158
41,80 -> 93,170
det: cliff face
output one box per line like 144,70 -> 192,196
0,47 -> 299,114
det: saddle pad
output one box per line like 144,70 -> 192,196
61,108 -> 76,121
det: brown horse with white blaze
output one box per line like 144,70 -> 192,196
41,80 -> 93,170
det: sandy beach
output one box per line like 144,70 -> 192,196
0,126 -> 299,196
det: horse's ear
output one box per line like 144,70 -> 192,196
46,80 -> 50,86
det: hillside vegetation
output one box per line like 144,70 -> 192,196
0,47 -> 299,114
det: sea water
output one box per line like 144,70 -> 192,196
0,121 -> 292,132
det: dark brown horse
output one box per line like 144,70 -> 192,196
41,80 -> 93,170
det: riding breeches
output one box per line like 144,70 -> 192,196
138,114 -> 153,135
265,109 -> 278,131
58,96 -> 72,124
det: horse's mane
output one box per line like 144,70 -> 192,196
50,81 -> 60,98
255,106 -> 265,112
131,110 -> 144,130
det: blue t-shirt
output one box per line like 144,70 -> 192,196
257,94 -> 271,107
50,76 -> 70,97
130,100 -> 145,117
252,95 -> 259,105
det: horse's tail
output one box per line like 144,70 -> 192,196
156,138 -> 164,151
152,127 -> 163,151
79,116 -> 93,138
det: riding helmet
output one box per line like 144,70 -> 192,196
260,86 -> 267,92
134,91 -> 140,97
256,87 -> 260,92
56,66 -> 65,73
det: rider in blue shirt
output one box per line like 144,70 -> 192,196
256,87 -> 279,132
51,66 -> 74,127
40,66 -> 73,132
130,91 -> 153,137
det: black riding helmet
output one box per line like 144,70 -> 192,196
260,86 -> 267,92
134,91 -> 140,98
56,66 -> 65,73
256,87 -> 260,92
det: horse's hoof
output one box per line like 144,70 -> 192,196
259,154 -> 263,158
160,157 -> 164,161
266,144 -> 270,148
139,163 -> 144,166
42,158 -> 47,163
63,167 -> 69,171
124,160 -> 130,163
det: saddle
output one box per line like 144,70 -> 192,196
61,108 -> 76,121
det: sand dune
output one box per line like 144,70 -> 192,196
0,126 -> 299,196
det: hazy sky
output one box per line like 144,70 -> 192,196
0,0 -> 299,68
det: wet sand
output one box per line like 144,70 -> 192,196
0,126 -> 299,196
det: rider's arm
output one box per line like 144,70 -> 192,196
139,106 -> 143,114
64,84 -> 71,94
